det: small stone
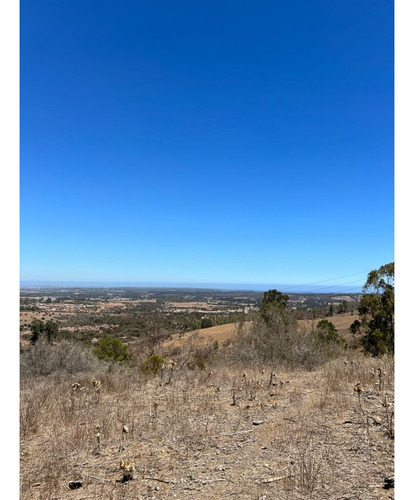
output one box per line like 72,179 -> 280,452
253,420 -> 264,426
69,481 -> 83,490
383,477 -> 394,489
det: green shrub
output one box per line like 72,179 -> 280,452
93,337 -> 130,363
316,320 -> 346,346
140,354 -> 165,375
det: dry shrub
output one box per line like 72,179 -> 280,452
190,341 -> 219,370
20,340 -> 103,378
322,354 -> 394,393
231,308 -> 346,370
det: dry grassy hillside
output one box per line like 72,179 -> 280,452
163,313 -> 357,350
20,354 -> 394,500
163,322 -> 239,349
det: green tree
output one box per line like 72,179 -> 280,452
44,320 -> 59,343
30,319 -> 45,345
260,289 -> 289,311
316,319 -> 345,346
355,262 -> 394,356
93,337 -> 130,363
337,301 -> 348,314
200,317 -> 214,329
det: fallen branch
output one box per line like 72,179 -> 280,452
145,476 -> 177,485
217,429 -> 254,437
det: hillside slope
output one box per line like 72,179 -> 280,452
163,313 -> 358,350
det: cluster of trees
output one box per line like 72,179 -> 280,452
256,261 -> 394,359
30,319 -> 59,344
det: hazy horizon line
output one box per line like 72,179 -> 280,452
20,280 -> 363,294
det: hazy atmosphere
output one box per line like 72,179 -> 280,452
20,1 -> 394,289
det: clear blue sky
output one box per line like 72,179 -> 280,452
20,0 -> 394,290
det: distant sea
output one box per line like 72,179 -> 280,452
20,281 -> 363,294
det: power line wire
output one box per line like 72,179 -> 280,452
282,270 -> 370,291
301,278 -> 365,293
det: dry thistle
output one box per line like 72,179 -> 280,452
93,429 -> 101,455
119,459 -> 135,482
119,425 -> 129,452
382,393 -> 394,439
375,367 -> 386,393
354,382 -> 364,409
91,378 -> 102,391
353,382 -> 364,393
230,383 -> 237,406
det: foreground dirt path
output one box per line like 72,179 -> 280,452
21,356 -> 394,500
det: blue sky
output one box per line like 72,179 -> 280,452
20,0 -> 394,290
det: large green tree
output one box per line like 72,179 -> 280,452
351,262 -> 394,355
260,289 -> 289,311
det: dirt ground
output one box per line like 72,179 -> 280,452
20,355 -> 394,500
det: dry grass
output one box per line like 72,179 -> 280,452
20,354 -> 394,499
163,322 -> 243,350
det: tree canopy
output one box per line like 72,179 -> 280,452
260,289 -> 289,311
30,319 -> 59,344
351,262 -> 394,356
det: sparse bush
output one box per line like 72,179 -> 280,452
20,340 -> 103,377
231,306 -> 346,369
140,354 -> 165,375
190,342 -> 218,370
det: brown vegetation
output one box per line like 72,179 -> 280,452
20,345 -> 394,499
